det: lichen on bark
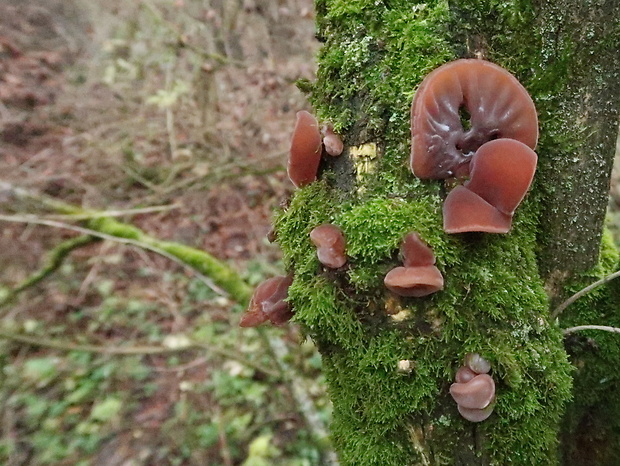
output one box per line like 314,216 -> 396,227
273,0 -> 619,464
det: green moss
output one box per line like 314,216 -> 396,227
273,1 -> 587,464
559,228 -> 620,464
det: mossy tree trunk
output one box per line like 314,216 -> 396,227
275,1 -> 620,464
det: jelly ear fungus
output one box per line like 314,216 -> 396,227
410,59 -> 538,180
288,110 -> 322,187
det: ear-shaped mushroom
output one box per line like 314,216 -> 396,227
288,110 -> 322,187
464,352 -> 491,375
443,185 -> 512,233
384,265 -> 444,297
411,59 -> 538,179
458,403 -> 495,423
400,232 -> 436,267
322,124 -> 344,157
310,224 -> 347,268
466,139 -> 538,215
449,373 -> 495,410
240,274 -> 294,327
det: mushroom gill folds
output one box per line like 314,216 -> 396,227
288,110 -> 322,188
450,353 -> 496,422
384,232 -> 444,297
310,224 -> 347,269
239,274 -> 294,327
410,59 -> 538,180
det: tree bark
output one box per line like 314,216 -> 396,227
275,1 -> 620,464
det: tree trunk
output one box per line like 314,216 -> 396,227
274,1 -> 620,464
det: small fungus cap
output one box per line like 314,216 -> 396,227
411,59 -> 538,179
240,275 -> 293,327
322,125 -> 344,157
466,139 -> 538,215
384,265 -> 444,297
288,110 -> 322,187
458,403 -> 495,423
310,224 -> 347,268
400,232 -> 436,267
449,373 -> 496,410
443,185 -> 512,234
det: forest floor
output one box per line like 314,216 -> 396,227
0,1 -> 330,465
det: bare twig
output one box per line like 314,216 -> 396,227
551,269 -> 620,319
0,330 -> 279,377
46,204 -> 180,220
563,325 -> 620,335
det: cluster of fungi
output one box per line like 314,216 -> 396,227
240,59 -> 539,422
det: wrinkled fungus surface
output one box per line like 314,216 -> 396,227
288,110 -> 322,187
310,224 -> 347,268
451,354 -> 495,422
411,59 -> 538,179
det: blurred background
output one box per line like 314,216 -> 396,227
1,1 -> 619,465
0,0 -> 332,464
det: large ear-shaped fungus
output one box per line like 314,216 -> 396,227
400,232 -> 436,267
240,274 -> 294,327
310,224 -> 347,269
384,265 -> 444,297
466,138 -> 538,215
411,59 -> 538,179
443,185 -> 512,233
288,110 -> 322,187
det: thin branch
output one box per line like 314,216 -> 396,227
0,330 -> 279,377
563,325 -> 620,335
0,235 -> 99,308
0,213 -> 252,301
551,269 -> 620,319
46,204 -> 180,220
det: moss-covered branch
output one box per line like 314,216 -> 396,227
0,235 -> 98,308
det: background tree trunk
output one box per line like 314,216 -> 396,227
275,1 -> 620,464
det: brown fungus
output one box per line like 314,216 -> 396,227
310,224 -> 347,269
384,265 -> 444,298
288,110 -> 322,187
400,232 -> 436,268
322,124 -> 344,157
466,138 -> 538,216
410,59 -> 538,180
450,354 -> 496,422
239,274 -> 294,327
449,373 -> 495,410
443,185 -> 512,234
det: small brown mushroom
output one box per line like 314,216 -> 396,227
455,366 -> 477,384
443,185 -> 512,234
458,403 -> 495,423
449,373 -> 495,410
310,224 -> 347,268
322,125 -> 344,157
240,274 -> 294,327
464,352 -> 491,375
288,110 -> 322,188
466,139 -> 538,215
410,59 -> 538,179
384,265 -> 444,297
400,232 -> 436,267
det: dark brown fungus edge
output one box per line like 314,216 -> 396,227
239,274 -> 294,327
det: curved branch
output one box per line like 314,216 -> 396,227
552,269 -> 620,320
